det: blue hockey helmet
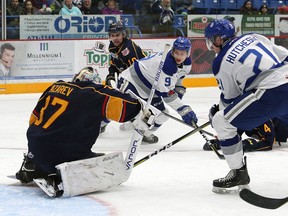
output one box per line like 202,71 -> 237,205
204,19 -> 235,50
72,67 -> 102,84
173,37 -> 192,54
108,21 -> 126,36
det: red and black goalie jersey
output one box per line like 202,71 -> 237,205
27,80 -> 141,174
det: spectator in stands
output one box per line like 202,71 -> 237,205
81,0 -> 101,14
258,4 -> 269,15
150,0 -> 174,36
101,0 -> 122,14
49,0 -> 63,14
6,0 -> 23,39
28,0 -> 53,14
21,0 -> 39,14
223,15 -> 240,36
174,0 -> 194,15
277,5 -> 288,14
59,0 -> 82,15
239,0 -> 257,15
7,0 -> 24,15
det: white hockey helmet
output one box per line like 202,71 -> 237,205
72,67 -> 102,84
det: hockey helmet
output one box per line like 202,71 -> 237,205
204,19 -> 235,50
173,37 -> 192,54
72,67 -> 102,84
108,21 -> 126,36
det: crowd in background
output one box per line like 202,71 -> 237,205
2,0 -> 288,39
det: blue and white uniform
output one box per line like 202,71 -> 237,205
212,33 -> 288,169
120,50 -> 191,110
119,49 -> 193,132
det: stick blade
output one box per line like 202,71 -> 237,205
240,188 -> 288,209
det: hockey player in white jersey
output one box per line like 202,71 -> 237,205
118,36 -> 198,143
204,19 -> 288,193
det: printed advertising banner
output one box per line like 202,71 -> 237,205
0,39 -> 176,84
20,15 -> 121,39
187,14 -> 288,38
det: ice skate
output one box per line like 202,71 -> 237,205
34,173 -> 63,198
142,134 -> 159,144
16,153 -> 45,184
212,156 -> 250,194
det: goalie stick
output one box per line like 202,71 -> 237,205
134,121 -> 211,167
32,44 -> 171,198
124,43 -> 171,176
239,188 -> 288,209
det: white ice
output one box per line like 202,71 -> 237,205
0,87 -> 288,216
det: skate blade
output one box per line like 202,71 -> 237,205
212,184 -> 250,194
34,178 -> 57,198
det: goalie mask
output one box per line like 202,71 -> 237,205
72,67 -> 102,84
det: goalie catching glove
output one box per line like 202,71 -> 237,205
177,105 -> 198,125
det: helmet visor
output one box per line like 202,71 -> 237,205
206,38 -> 214,51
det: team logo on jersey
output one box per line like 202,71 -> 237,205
122,48 -> 130,56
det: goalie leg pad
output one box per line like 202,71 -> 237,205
56,152 -> 126,197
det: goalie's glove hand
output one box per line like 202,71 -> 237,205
208,104 -> 219,128
105,73 -> 115,87
177,105 -> 198,125
133,109 -> 156,131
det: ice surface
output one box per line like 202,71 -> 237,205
0,87 -> 287,215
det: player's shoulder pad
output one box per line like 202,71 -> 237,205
183,56 -> 192,66
162,52 -> 178,76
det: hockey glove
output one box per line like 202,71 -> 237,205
105,73 -> 115,87
203,139 -> 221,151
174,86 -> 186,99
177,105 -> 198,125
208,104 -> 219,127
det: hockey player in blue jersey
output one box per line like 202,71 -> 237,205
118,36 -> 198,143
204,19 -> 288,194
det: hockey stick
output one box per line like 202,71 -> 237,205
239,188 -> 288,209
124,44 -> 171,177
163,112 -> 224,159
49,45 -> 171,198
163,112 -> 216,138
192,122 -> 225,160
134,121 -> 211,167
